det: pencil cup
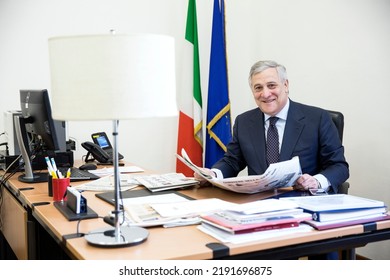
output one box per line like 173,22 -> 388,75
52,177 -> 70,202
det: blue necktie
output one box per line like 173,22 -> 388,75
267,117 -> 279,165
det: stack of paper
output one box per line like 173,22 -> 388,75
133,173 -> 199,192
279,194 -> 390,230
199,198 -> 312,235
75,174 -> 139,191
121,194 -> 234,228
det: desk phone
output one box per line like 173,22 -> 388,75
82,132 -> 124,163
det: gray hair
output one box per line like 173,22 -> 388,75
248,60 -> 288,86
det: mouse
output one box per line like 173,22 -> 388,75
79,163 -> 97,171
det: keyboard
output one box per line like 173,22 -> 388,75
58,167 -> 100,181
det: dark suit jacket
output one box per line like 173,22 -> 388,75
212,99 -> 349,193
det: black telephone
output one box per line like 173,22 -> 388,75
81,141 -> 111,163
81,132 -> 124,163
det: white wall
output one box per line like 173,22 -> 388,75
0,0 -> 389,259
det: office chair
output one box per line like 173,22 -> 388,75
327,110 -> 350,194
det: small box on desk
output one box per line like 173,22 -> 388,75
53,187 -> 98,221
66,187 -> 87,214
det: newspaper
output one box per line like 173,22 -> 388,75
176,149 -> 302,194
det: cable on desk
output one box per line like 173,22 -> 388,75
0,154 -> 23,230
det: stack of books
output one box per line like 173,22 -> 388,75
280,194 -> 390,230
200,198 -> 312,234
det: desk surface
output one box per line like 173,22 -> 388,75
5,167 -> 390,260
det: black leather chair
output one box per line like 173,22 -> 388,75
327,110 -> 349,194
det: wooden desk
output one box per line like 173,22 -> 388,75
3,170 -> 390,260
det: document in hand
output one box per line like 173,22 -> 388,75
176,148 -> 302,194
280,194 -> 388,222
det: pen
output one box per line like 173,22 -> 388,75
66,168 -> 71,179
45,156 -> 54,173
50,158 -> 58,172
45,156 -> 58,178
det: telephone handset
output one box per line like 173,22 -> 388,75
81,141 -> 111,163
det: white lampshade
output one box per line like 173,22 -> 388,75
48,33 -> 177,121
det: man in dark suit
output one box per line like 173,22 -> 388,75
197,60 -> 349,194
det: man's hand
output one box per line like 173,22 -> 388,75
194,168 -> 216,187
294,174 -> 320,191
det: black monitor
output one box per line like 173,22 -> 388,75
15,89 -> 66,183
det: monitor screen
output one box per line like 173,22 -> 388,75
19,89 -> 66,153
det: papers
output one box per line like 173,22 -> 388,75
121,193 -> 196,227
196,197 -> 313,243
226,198 -> 299,215
120,194 -> 233,227
176,148 -> 302,194
133,173 -> 199,192
279,194 -> 386,212
75,174 -> 139,192
198,223 -> 314,244
150,198 -> 235,218
199,198 -> 311,234
176,149 -> 213,179
88,166 -> 144,177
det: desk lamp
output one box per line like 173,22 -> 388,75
48,33 -> 177,247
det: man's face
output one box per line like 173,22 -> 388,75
250,68 -> 289,116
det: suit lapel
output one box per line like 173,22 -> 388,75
280,101 -> 305,161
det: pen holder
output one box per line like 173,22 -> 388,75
52,177 -> 70,202
48,174 -> 53,197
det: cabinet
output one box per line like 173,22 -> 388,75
1,187 -> 28,259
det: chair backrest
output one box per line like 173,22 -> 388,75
327,110 -> 349,194
327,110 -> 344,143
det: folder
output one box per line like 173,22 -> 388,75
305,206 -> 387,222
279,194 -> 385,212
200,212 -> 312,235
304,214 -> 390,230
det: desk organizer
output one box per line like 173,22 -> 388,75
54,201 -> 98,221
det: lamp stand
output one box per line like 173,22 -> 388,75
85,120 -> 149,247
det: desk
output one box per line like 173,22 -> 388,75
2,168 -> 390,260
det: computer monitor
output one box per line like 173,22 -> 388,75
15,89 -> 66,183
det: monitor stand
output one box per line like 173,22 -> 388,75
18,172 -> 49,183
14,115 -> 49,183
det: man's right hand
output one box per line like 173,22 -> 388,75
193,168 -> 215,186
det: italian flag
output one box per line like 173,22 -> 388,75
176,0 -> 203,176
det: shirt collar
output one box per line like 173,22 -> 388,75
264,98 -> 290,122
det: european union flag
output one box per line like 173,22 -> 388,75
205,0 -> 232,168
